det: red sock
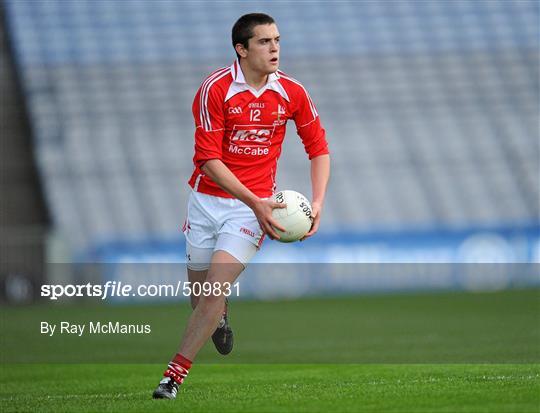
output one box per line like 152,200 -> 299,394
164,353 -> 192,385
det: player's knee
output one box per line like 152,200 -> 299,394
203,277 -> 232,298
197,295 -> 224,323
190,294 -> 200,309
198,292 -> 225,310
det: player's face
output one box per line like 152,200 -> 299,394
245,23 -> 280,74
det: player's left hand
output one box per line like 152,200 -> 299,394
301,201 -> 322,241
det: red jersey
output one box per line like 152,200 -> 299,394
189,60 -> 329,198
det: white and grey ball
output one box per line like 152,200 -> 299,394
271,190 -> 313,243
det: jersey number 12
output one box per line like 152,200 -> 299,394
250,109 -> 261,122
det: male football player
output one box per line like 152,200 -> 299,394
153,13 -> 330,399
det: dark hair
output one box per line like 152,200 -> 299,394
232,13 -> 275,59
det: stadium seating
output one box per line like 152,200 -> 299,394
4,0 -> 539,257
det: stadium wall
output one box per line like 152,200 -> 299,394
83,224 -> 539,301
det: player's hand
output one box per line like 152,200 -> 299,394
301,201 -> 322,241
252,199 -> 287,240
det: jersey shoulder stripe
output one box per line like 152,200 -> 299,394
199,67 -> 231,131
277,71 -> 318,119
198,66 -> 228,130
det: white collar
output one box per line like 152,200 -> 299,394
231,59 -> 280,84
226,60 -> 288,101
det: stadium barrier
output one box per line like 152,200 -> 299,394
71,224 -> 540,302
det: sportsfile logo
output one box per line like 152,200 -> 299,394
228,125 -> 275,156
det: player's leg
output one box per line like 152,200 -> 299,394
152,265 -> 212,400
176,249 -> 245,360
184,240 -> 218,310
153,236 -> 257,399
179,233 -> 258,360
153,192 -> 216,400
209,233 -> 257,355
187,267 -> 231,354
153,193 -> 261,399
186,249 -> 231,350
187,268 -> 207,309
152,250 -> 245,399
180,233 -> 258,359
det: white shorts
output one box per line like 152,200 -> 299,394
182,190 -> 265,270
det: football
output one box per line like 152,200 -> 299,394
271,190 -> 313,242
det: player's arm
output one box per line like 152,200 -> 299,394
303,153 -> 330,239
291,84 -> 330,239
201,159 -> 286,240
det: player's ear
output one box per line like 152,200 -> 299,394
235,43 -> 248,59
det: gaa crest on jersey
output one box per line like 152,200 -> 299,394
228,106 -> 243,114
272,104 -> 288,126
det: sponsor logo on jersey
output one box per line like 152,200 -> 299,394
231,129 -> 271,145
228,106 -> 242,114
228,124 -> 276,156
229,145 -> 270,156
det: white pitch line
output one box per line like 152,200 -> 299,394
0,391 -> 148,401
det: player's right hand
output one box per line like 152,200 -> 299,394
252,199 -> 287,240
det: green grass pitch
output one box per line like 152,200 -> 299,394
1,364 -> 539,412
1,289 -> 539,412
